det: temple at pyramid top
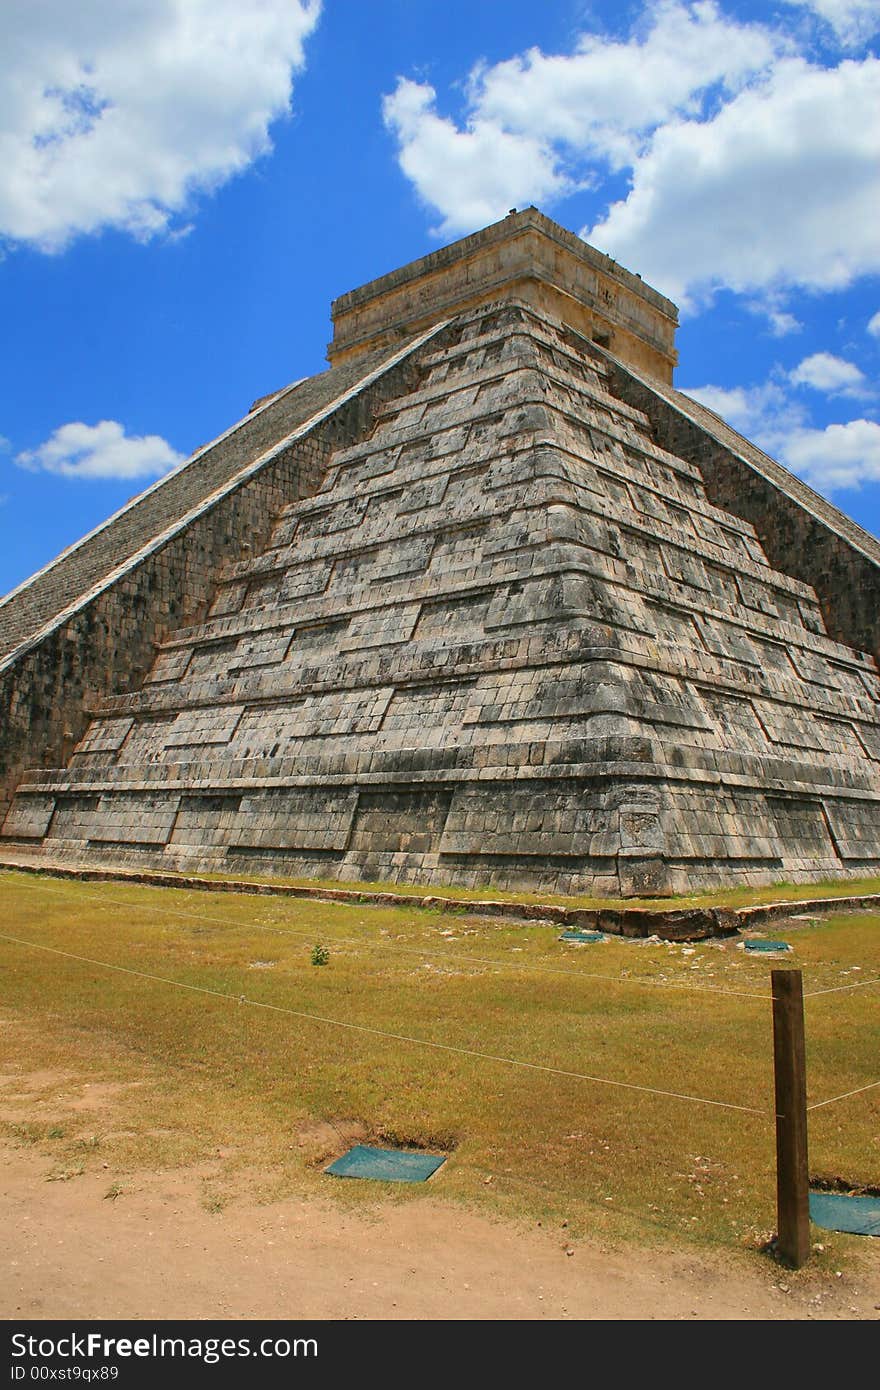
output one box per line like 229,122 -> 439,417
1,211 -> 879,896
328,207 -> 679,383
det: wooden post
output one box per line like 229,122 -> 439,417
771,968 -> 810,1268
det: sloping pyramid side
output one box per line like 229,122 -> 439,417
4,302 -> 880,895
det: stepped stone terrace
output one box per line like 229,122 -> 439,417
2,209 -> 879,895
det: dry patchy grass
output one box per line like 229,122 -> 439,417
0,870 -> 877,1265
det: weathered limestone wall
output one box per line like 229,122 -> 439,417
6,302 -> 879,894
3,199 -> 879,897
0,347 -> 405,664
602,353 -> 880,666
0,445 -> 319,827
0,342 -> 439,825
329,208 -> 678,384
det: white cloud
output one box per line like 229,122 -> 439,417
684,379 -> 805,441
0,0 -> 320,251
684,378 -> 880,492
468,1 -> 782,170
746,299 -> 802,337
785,1 -> 880,47
781,419 -> 880,490
588,56 -> 880,309
383,1 -> 782,236
382,80 -> 570,236
789,351 -> 870,395
868,310 -> 880,337
766,309 -> 803,337
15,421 -> 184,480
385,5 -> 880,323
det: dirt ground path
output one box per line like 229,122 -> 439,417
2,1143 -> 877,1321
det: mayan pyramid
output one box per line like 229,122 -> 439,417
2,209 -> 880,895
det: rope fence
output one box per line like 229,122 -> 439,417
2,876 -> 878,1117
0,929 -> 770,1116
1,871 -> 877,1267
806,1078 -> 880,1112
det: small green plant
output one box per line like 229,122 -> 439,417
310,942 -> 330,967
11,1122 -> 43,1145
45,1165 -> 84,1183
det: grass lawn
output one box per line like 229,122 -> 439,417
0,868 -> 877,1270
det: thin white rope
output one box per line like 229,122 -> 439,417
807,1078 -> 880,1112
0,929 -> 769,1117
5,875 -> 772,1002
804,976 -> 880,998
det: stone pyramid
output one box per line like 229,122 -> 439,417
2,209 -> 879,894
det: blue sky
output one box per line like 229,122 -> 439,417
2,0 -> 879,598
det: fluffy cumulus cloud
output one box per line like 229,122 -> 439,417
685,378 -> 880,492
0,0 -> 321,251
384,1 -> 782,237
868,311 -> 880,337
684,380 -> 801,438
588,55 -> 880,308
464,0 -> 782,170
782,419 -> 880,490
15,421 -> 185,480
385,2 -> 880,315
382,79 -> 570,235
789,351 -> 870,396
